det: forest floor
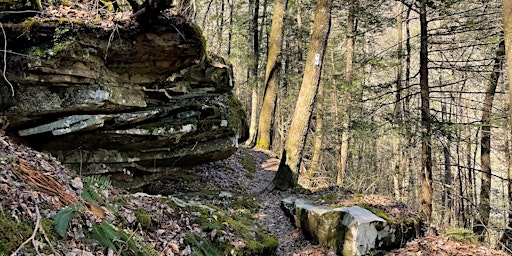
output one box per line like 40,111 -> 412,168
207,147 -> 338,255
0,134 -> 509,255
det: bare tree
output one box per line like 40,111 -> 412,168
273,0 -> 332,189
255,0 -> 288,150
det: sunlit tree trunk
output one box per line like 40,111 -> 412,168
393,2 -> 404,201
309,82 -> 324,187
466,127 -> 475,228
245,0 -> 261,146
405,6 -> 415,205
255,0 -> 288,150
441,103 -> 453,226
500,0 -> 512,246
419,0 -> 433,223
296,0 -> 303,62
337,0 -> 355,186
217,0 -> 225,51
474,40 -> 504,240
227,0 -> 233,56
274,0 -> 332,189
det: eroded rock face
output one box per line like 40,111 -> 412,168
0,16 -> 248,188
281,198 -> 421,255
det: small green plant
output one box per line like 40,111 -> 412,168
185,234 -> 222,256
445,228 -> 477,244
91,221 -> 159,256
240,152 -> 256,178
134,208 -> 152,230
0,207 -> 33,254
53,202 -> 84,237
81,175 -> 112,204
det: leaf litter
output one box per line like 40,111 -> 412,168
0,132 -> 510,255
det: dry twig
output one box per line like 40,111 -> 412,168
14,159 -> 78,206
10,205 -> 41,256
0,22 -> 14,97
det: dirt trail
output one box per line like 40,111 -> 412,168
241,148 -> 336,256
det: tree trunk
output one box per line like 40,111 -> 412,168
419,0 -> 433,223
500,0 -> 512,246
245,0 -> 261,146
441,103 -> 453,226
393,2 -> 404,201
309,82 -> 324,187
273,0 -> 332,190
255,0 -> 288,150
405,5 -> 415,204
296,0 -> 303,62
474,40 -> 505,240
227,0 -> 233,56
337,0 -> 355,186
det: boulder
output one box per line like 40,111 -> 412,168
281,198 -> 421,255
0,14 -> 248,188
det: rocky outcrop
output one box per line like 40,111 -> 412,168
281,198 -> 422,255
0,15 -> 248,188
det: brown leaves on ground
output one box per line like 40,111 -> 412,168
0,135 -> 208,255
387,234 -> 509,256
336,194 -> 418,221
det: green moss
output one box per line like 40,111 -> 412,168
232,193 -> 260,212
189,23 -> 209,63
184,195 -> 277,256
357,202 -> 372,211
214,162 -> 235,172
322,193 -> 340,204
225,215 -> 278,255
134,208 -> 152,230
0,208 -> 34,254
240,152 -> 256,178
19,18 -> 40,33
354,193 -> 365,197
445,228 -> 477,244
374,209 -> 392,223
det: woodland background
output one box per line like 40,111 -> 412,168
182,0 -> 512,250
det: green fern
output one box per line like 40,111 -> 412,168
185,234 -> 221,256
53,203 -> 84,237
90,221 -> 159,256
81,176 -> 111,204
91,223 -> 118,250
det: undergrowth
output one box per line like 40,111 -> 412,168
445,228 -> 478,244
52,175 -> 158,256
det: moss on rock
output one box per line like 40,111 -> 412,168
135,208 -> 152,230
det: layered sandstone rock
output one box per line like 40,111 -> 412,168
0,15 -> 248,188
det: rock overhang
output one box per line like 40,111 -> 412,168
0,15 -> 248,188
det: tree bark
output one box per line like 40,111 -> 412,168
296,0 -> 303,62
393,2 -> 404,201
441,103 -> 453,226
309,82 -> 324,187
255,0 -> 288,150
273,0 -> 332,190
227,0 -> 234,56
474,40 -> 505,240
419,0 -> 433,223
337,0 -> 355,186
245,0 -> 261,146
